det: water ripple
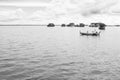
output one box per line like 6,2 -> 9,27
0,27 -> 120,80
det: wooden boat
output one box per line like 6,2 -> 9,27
80,31 -> 100,36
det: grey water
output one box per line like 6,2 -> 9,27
0,26 -> 120,80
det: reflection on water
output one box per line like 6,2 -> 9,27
0,26 -> 120,80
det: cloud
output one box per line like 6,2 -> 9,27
0,0 -> 119,15
29,10 -> 52,20
24,0 -> 120,24
0,0 -> 52,3
0,8 -> 25,22
30,0 -> 118,19
0,2 -> 51,7
79,0 -> 118,16
1,0 -> 120,24
44,0 -> 120,16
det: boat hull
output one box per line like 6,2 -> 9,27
80,32 -> 100,36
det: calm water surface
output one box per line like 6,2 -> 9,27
0,26 -> 120,80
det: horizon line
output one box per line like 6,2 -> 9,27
0,24 -> 119,27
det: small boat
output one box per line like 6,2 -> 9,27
80,31 -> 100,36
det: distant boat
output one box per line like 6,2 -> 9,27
80,31 -> 100,36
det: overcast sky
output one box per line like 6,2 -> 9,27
0,0 -> 51,3
0,0 -> 119,14
0,0 -> 120,24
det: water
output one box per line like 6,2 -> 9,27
0,26 -> 120,80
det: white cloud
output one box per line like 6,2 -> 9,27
1,0 -> 120,24
29,10 -> 52,21
67,0 -> 118,16
0,8 -> 26,22
0,2 -> 51,7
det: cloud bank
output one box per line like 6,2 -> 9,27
0,0 -> 120,24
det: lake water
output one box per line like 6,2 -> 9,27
0,26 -> 120,80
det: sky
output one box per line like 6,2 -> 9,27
0,0 -> 120,24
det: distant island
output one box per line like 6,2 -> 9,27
0,23 -> 120,27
